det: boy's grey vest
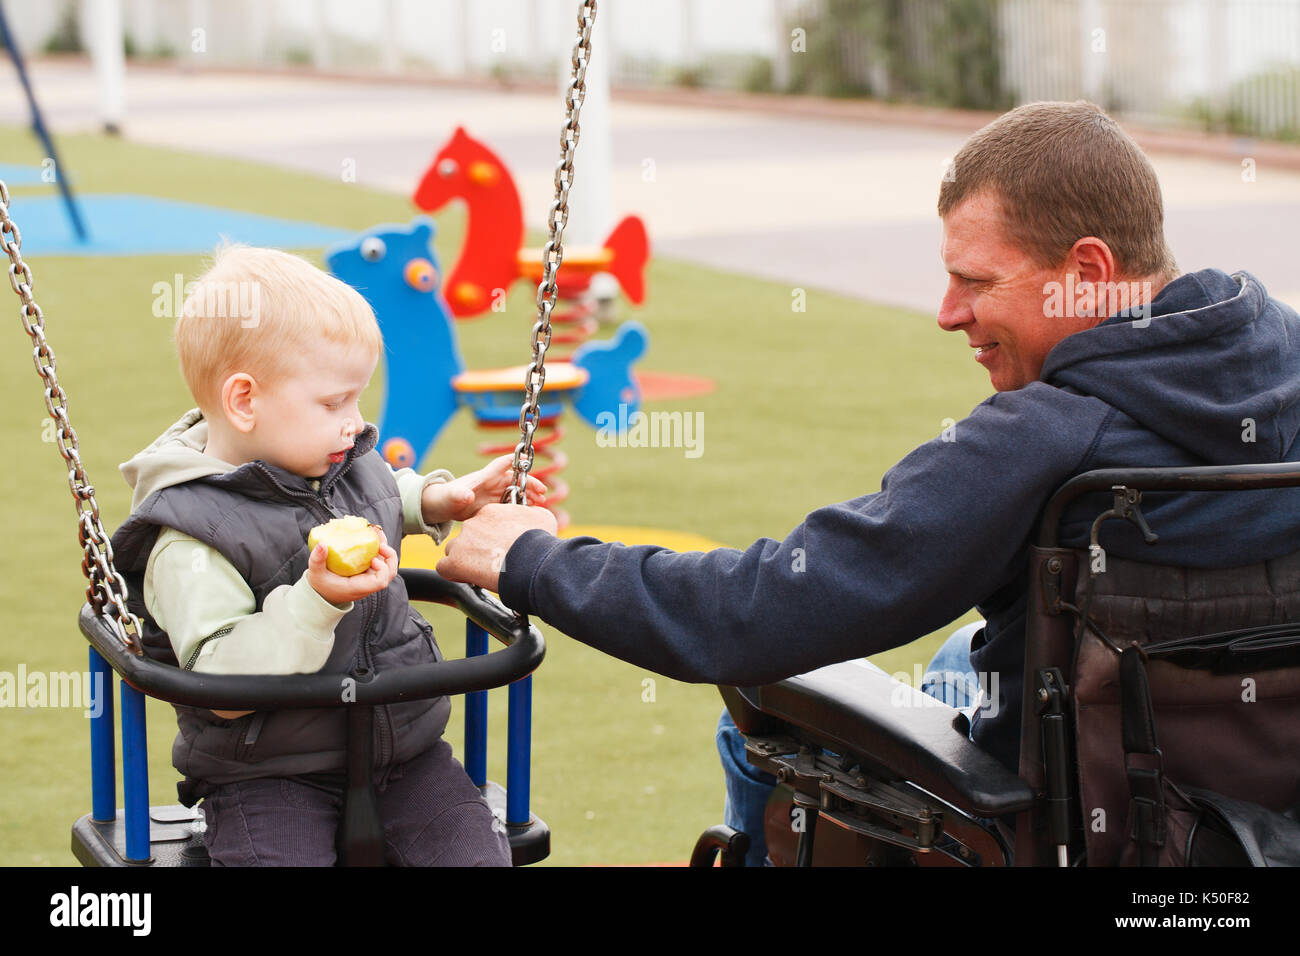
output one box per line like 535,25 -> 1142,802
109,423 -> 450,804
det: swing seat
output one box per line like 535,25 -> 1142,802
516,246 -> 613,280
693,462 -> 1300,867
72,568 -> 550,867
453,364 -> 588,424
71,782 -> 527,868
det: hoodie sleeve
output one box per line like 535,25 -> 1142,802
145,527 -> 352,675
393,466 -> 455,543
497,384 -> 1114,685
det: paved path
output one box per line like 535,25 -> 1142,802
4,60 -> 1298,312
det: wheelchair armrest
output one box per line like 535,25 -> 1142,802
726,660 -> 1036,819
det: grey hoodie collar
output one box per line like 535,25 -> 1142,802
1041,270 -> 1300,463
119,408 -> 379,511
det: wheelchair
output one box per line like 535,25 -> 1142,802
71,568 -> 549,867
692,462 -> 1300,867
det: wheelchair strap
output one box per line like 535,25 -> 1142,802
1120,646 -> 1166,866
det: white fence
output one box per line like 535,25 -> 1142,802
1000,0 -> 1300,136
5,0 -> 1299,137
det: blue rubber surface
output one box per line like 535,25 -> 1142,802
0,162 -> 52,186
7,193 -> 355,255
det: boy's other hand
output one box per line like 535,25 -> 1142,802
421,454 -> 547,524
306,526 -> 398,606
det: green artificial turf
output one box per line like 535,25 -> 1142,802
0,124 -> 991,866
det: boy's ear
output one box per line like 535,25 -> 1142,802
222,373 -> 258,433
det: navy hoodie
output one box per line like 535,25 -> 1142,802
499,269 -> 1300,770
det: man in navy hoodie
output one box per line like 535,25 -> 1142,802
438,101 -> 1300,859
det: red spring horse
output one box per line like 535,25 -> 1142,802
413,126 -> 649,320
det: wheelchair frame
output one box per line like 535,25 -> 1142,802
694,461 -> 1300,867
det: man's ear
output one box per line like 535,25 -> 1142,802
1069,236 -> 1116,285
221,373 -> 258,434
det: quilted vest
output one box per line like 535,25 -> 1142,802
109,422 -> 450,800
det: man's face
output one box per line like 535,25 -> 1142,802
938,191 -> 1092,391
250,339 -> 377,479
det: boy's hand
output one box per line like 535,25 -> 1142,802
422,455 -> 547,525
306,527 -> 398,606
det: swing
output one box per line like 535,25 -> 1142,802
8,0 -> 602,868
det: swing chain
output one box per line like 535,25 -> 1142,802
0,179 -> 143,652
506,0 -> 597,506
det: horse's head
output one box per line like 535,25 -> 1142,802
413,126 -> 507,212
325,217 -> 445,309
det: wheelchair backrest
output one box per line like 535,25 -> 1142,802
1022,543 -> 1300,865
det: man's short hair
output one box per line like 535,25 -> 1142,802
938,100 -> 1177,281
174,243 -> 381,414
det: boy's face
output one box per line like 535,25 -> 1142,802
252,339 -> 378,479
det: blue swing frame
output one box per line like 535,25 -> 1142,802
75,568 -> 548,866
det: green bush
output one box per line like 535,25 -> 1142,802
741,56 -> 775,93
1183,67 -> 1300,143
43,0 -> 83,54
782,0 -> 1006,109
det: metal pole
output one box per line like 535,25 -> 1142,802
120,680 -> 151,862
465,620 -> 489,788
89,0 -> 126,133
561,6 -> 612,246
379,0 -> 400,75
506,675 -> 532,826
89,647 -> 116,823
0,2 -> 88,241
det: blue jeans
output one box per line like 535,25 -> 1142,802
717,622 -> 985,865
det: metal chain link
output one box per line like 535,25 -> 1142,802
1,179 -> 143,652
505,0 -> 597,505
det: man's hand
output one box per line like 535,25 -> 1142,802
422,455 -> 547,525
306,527 -> 399,606
437,504 -> 558,592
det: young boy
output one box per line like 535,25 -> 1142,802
109,244 -> 543,866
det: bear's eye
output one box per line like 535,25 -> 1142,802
360,237 -> 386,262
437,158 -> 458,178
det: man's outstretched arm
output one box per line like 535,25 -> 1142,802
438,385 -> 1113,686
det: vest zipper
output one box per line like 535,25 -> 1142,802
252,460 -> 394,773
251,462 -> 341,523
357,590 -> 394,772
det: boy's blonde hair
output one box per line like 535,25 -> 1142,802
174,243 -> 382,415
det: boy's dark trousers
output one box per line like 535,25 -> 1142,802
199,737 -> 512,866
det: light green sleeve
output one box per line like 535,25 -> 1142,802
144,528 -> 352,674
393,466 -> 455,543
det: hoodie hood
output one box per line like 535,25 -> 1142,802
119,409 -> 230,512
1041,269 -> 1300,464
119,408 -> 379,512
